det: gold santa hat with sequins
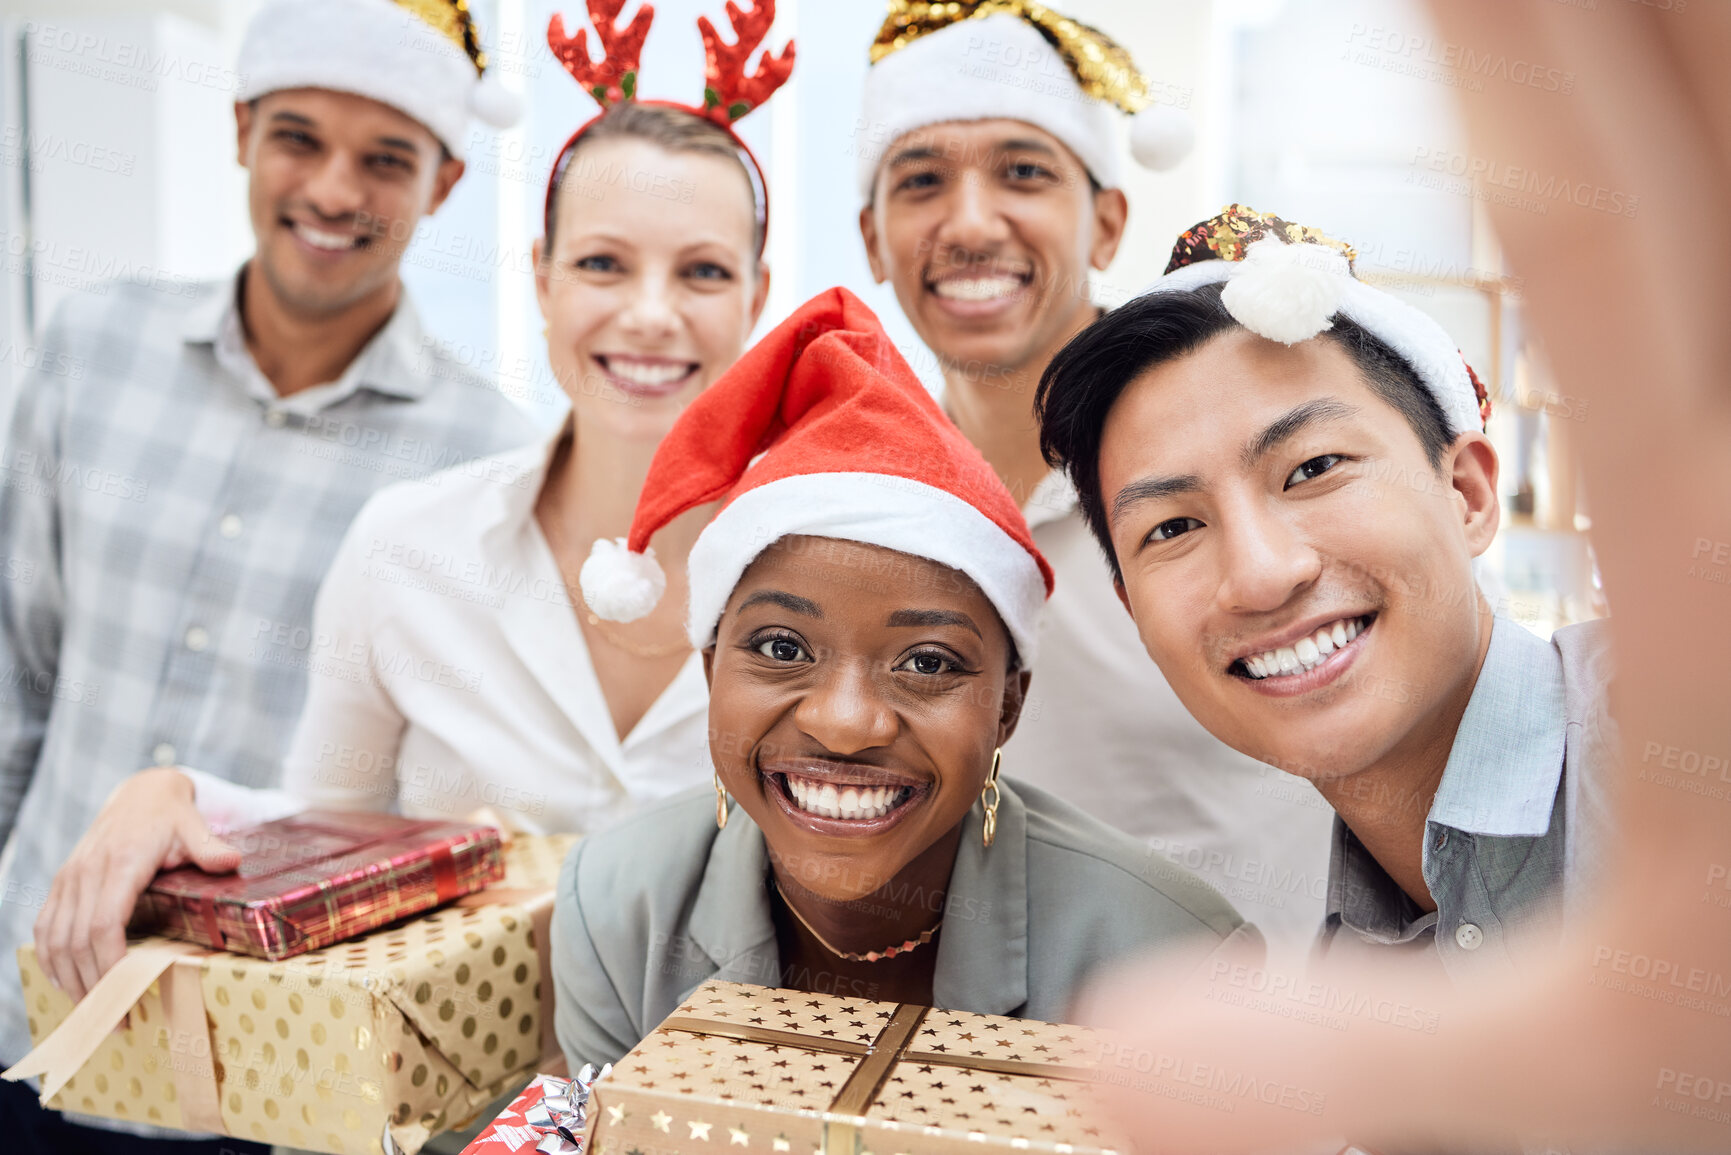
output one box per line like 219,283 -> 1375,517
1149,205 -> 1491,433
238,0 -> 521,156
856,0 -> 1194,200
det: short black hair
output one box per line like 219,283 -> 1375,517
1035,282 -> 1455,580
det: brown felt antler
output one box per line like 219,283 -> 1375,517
698,0 -> 795,124
548,0 -> 655,108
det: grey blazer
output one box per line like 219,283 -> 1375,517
552,776 -> 1262,1068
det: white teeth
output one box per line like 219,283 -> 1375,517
931,275 -> 1024,301
603,358 -> 692,387
1238,617 -> 1370,680
294,223 -> 360,251
785,776 -> 908,821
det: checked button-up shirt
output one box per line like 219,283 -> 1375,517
0,269 -> 538,1074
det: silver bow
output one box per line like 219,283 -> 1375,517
522,1063 -> 611,1154
380,1063 -> 612,1155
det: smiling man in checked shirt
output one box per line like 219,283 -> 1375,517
0,2 -> 535,1150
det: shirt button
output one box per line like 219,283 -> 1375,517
264,409 -> 287,428
184,626 -> 210,652
151,743 -> 176,766
219,514 -> 243,539
1455,922 -> 1484,951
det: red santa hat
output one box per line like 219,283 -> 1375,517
577,287 -> 1054,662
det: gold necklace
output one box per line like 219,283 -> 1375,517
582,608 -> 692,660
538,488 -> 692,662
772,879 -> 942,964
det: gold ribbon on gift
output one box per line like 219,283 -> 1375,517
2,938 -> 226,1131
657,1002 -> 1096,1153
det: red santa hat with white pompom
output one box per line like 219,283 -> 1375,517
578,287 -> 1054,663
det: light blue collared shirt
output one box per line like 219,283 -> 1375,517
1317,616 -> 1615,981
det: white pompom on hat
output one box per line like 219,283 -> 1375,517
857,4 -> 1193,200
1143,205 -> 1492,436
238,0 -> 520,157
1220,239 -> 1351,346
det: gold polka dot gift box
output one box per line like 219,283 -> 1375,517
5,831 -> 577,1155
579,980 -> 1130,1155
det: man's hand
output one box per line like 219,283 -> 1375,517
34,767 -> 242,1000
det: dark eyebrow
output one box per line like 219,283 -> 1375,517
267,111 -> 316,128
885,609 -> 981,638
374,135 -> 420,155
1109,474 -> 1202,529
887,138 -> 1058,170
738,590 -> 822,618
997,138 -> 1058,157
886,145 -> 942,168
1241,398 -> 1360,470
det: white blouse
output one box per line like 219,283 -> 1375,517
191,422 -> 712,835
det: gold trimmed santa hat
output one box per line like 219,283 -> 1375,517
856,0 -> 1194,200
1152,205 -> 1491,433
238,0 -> 521,156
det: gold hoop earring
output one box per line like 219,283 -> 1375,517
981,747 -> 1002,849
714,772 -> 729,831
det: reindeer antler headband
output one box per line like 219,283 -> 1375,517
543,0 -> 794,252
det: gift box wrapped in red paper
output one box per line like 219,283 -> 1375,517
132,810 -> 504,960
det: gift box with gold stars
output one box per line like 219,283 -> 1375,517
581,980 -> 1126,1154
11,834 -> 576,1155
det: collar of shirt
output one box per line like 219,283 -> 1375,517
179,266 -> 434,411
684,782 -> 1032,1015
1426,615 -> 1567,839
1326,616 -> 1568,945
470,414 -> 707,765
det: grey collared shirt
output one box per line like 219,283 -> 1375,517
0,270 -> 537,1072
1317,616 -> 1616,980
552,777 -> 1262,1069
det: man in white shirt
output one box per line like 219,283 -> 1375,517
0,2 -> 531,1149
852,4 -> 1334,949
